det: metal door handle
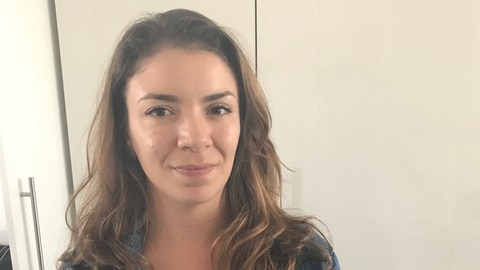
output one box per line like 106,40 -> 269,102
20,177 -> 44,270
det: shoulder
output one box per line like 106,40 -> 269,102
295,233 -> 341,270
59,228 -> 142,270
296,253 -> 340,270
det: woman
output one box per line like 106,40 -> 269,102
59,9 -> 339,270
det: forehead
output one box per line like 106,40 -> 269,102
127,48 -> 238,97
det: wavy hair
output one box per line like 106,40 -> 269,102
59,9 -> 333,270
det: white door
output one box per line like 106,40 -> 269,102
0,0 -> 72,269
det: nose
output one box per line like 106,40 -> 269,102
177,113 -> 212,152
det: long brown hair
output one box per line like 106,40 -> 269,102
59,9 -> 334,270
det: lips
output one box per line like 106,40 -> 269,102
173,164 -> 215,177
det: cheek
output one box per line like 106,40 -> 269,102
143,131 -> 168,155
220,124 -> 241,156
146,130 -> 173,158
129,124 -> 161,159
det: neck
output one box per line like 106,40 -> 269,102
146,192 -> 227,247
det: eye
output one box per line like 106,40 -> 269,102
208,104 -> 232,115
145,106 -> 172,117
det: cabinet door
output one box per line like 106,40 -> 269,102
55,0 -> 256,187
0,1 -> 72,269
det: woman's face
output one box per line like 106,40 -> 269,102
125,48 -> 240,207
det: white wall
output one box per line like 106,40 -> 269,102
259,0 -> 480,269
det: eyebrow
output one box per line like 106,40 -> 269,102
203,91 -> 236,102
137,93 -> 178,104
137,90 -> 236,104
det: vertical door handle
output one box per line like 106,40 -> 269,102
20,177 -> 44,270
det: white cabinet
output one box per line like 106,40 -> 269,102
0,1 -> 72,269
54,0 -> 256,187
